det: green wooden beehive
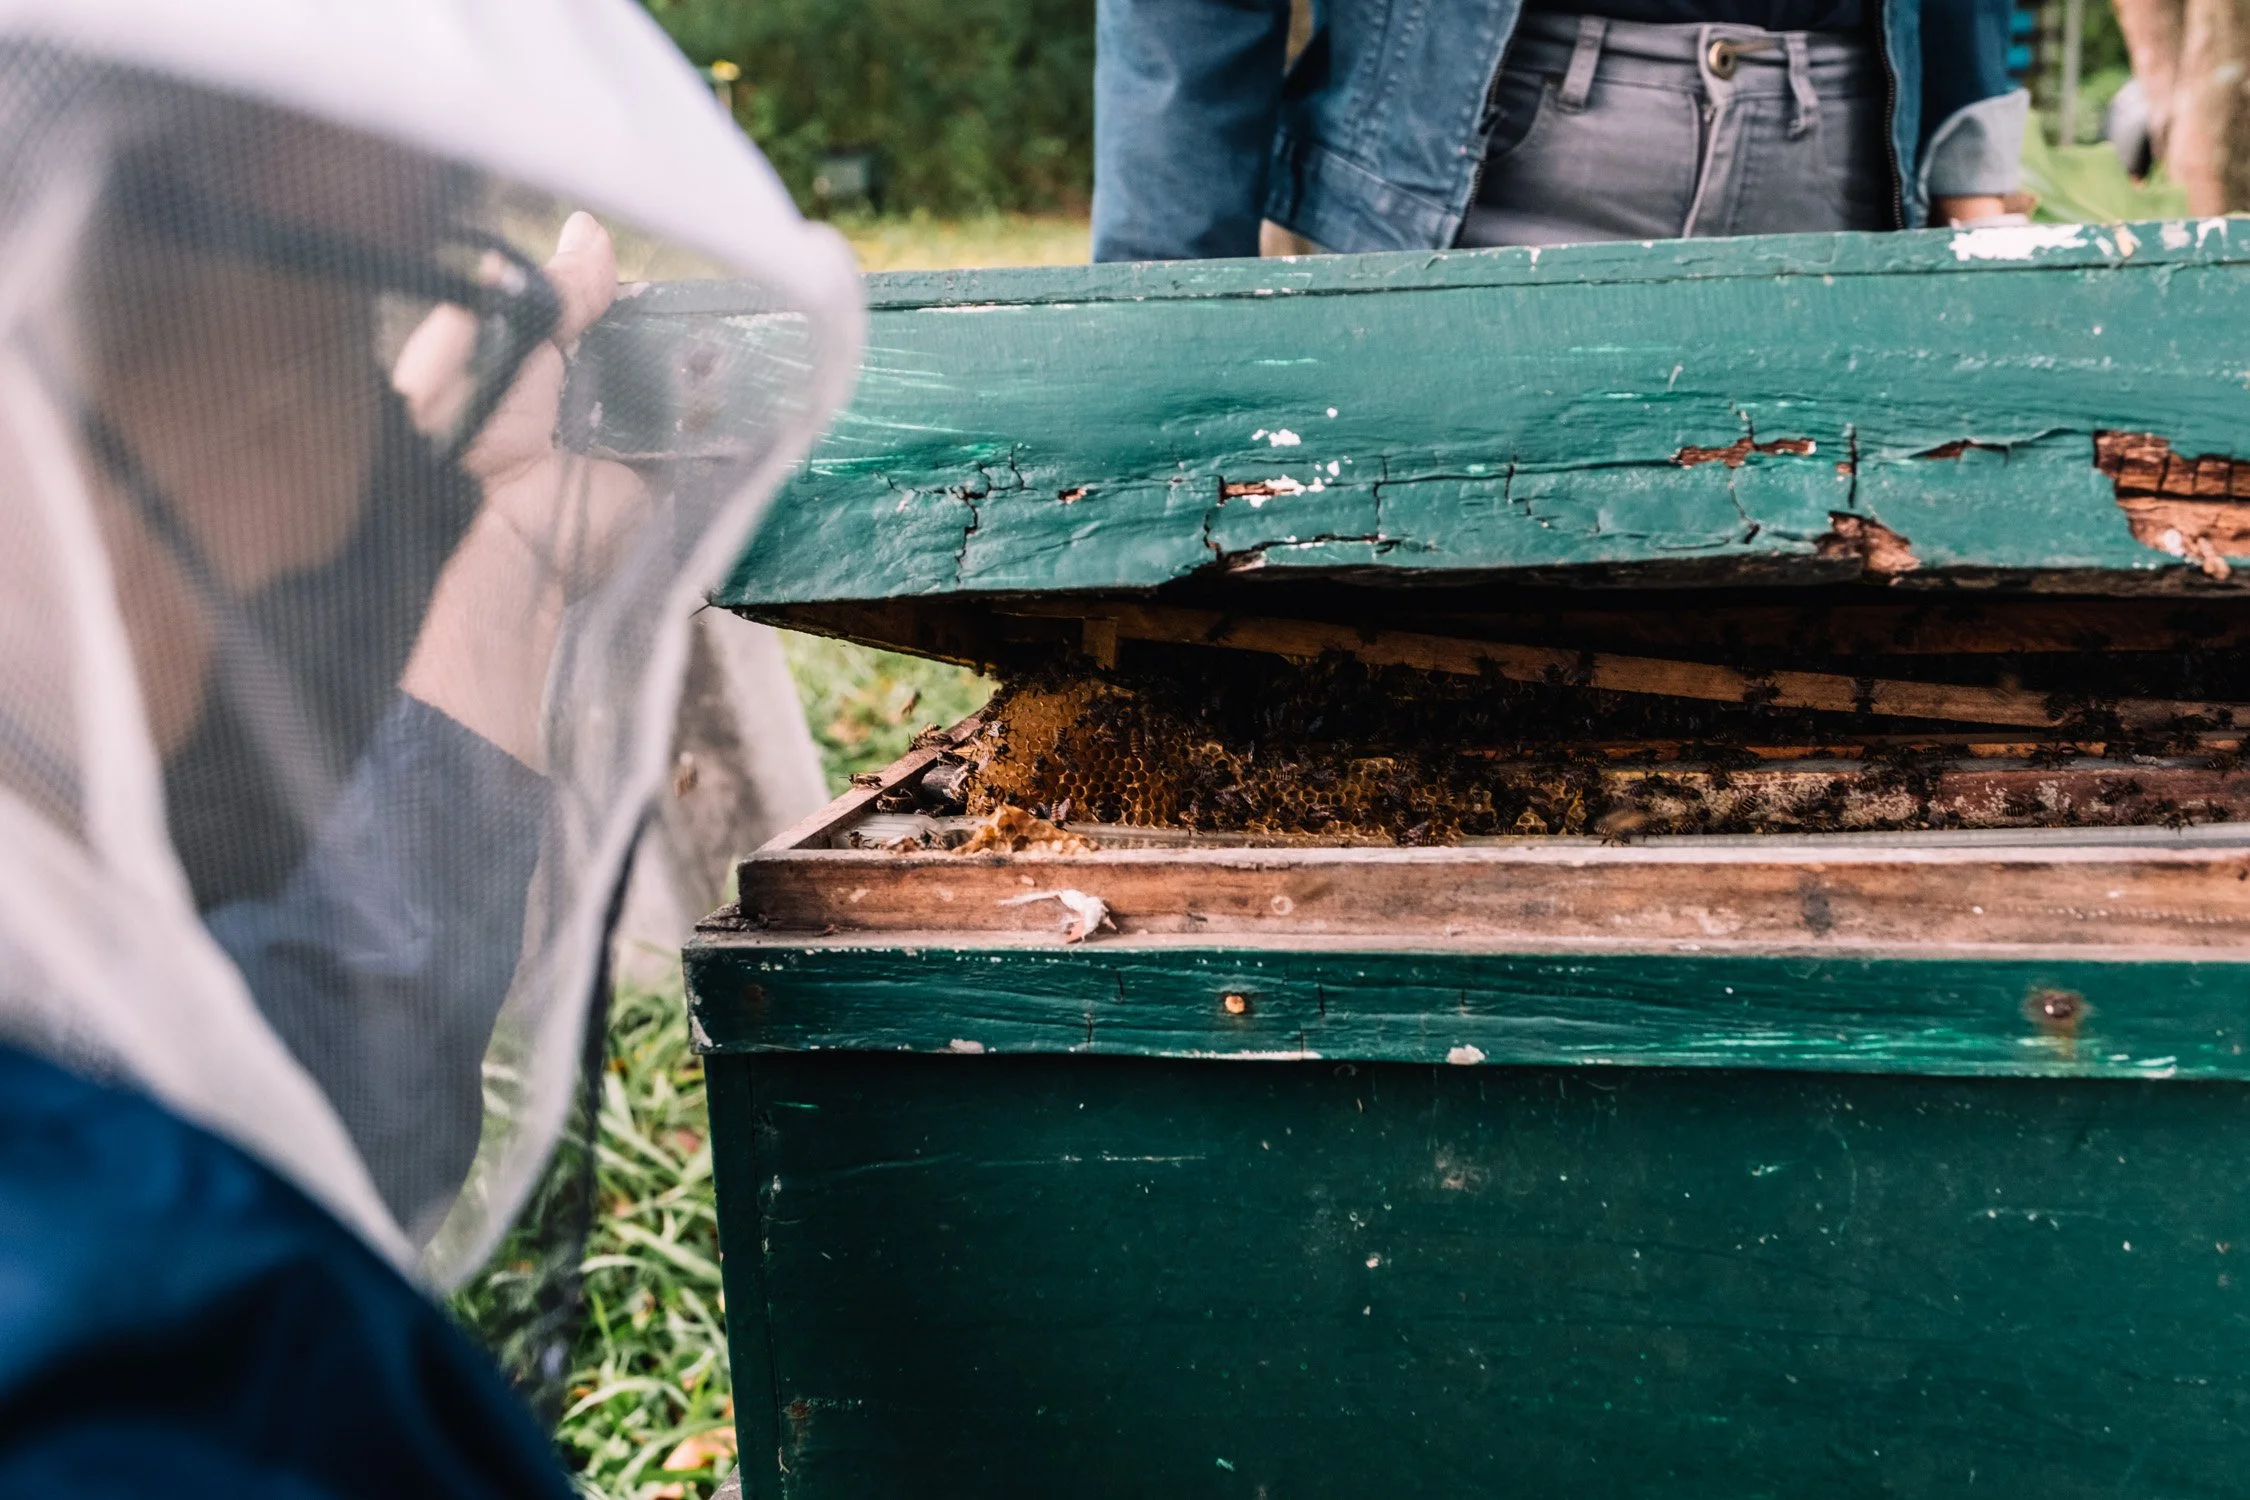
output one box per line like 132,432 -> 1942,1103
577,223 -> 2250,1496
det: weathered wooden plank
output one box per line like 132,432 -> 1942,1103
1425,596 -> 2250,655
735,839 -> 2250,951
569,222 -> 2250,607
684,938 -> 2250,1079
712,1051 -> 2250,1497
759,592 -> 2250,678
999,599 -> 2250,727
631,217 -> 2250,309
752,712 -> 984,854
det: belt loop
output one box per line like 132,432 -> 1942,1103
1784,31 -> 1818,138
1558,14 -> 1607,112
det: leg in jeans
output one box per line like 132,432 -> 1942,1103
1460,13 -> 1889,248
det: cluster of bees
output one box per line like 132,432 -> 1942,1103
947,647 -> 2242,844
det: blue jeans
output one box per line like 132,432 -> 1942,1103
1461,13 -> 1891,246
1091,0 -> 2025,260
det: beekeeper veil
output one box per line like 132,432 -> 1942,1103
0,1 -> 861,1284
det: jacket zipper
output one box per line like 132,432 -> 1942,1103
1871,0 -> 1907,228
1458,28 -> 1519,241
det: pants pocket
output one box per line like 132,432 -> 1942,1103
1470,75 -> 1703,245
1482,66 -> 1554,163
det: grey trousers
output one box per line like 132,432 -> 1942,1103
1458,11 -> 1892,247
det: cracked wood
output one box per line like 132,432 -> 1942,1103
566,224 -> 2250,607
2097,430 -> 2250,581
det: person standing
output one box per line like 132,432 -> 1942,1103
1093,0 -> 2030,260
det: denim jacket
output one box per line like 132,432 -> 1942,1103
1093,0 -> 2025,261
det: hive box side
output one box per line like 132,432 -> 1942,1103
704,1050 -> 2250,1497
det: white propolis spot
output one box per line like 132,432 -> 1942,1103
2164,221 -> 2193,250
2113,224 -> 2140,257
1326,406 -> 1339,417
1447,1044 -> 1487,1065
2201,216 -> 2230,246
946,1038 -> 987,1054
998,887 -> 1114,943
1327,460 -> 1341,476
1948,223 -> 2086,262
1266,429 -> 1302,447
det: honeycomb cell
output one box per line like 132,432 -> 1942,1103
946,648 -> 2241,844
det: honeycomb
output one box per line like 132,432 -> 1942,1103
952,645 -> 2248,843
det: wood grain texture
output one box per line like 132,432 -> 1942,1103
735,840 -> 2250,950
684,937 -> 2250,1078
568,223 -> 2250,607
712,1052 -> 2250,1497
999,600 -> 2250,727
1428,596 -> 2250,655
753,713 -> 983,854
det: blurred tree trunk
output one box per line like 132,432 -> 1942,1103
2115,0 -> 2250,211
612,612 -> 827,987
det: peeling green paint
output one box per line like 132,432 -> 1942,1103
573,223 -> 2250,608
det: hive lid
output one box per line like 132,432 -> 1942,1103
572,222 -> 2250,665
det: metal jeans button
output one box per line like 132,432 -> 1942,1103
1705,36 -> 1777,80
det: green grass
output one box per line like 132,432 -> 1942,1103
779,630 -> 996,793
2021,127 -> 2190,225
558,976 -> 736,1499
458,632 -> 989,1497
840,209 -> 1089,272
456,976 -> 735,1500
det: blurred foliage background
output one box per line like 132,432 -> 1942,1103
2045,0 -> 2131,147
780,633 -> 995,793
2021,0 -> 2190,224
2024,128 -> 2189,222
638,0 -> 1094,217
841,210 -> 1089,271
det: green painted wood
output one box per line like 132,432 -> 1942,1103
684,939 -> 2250,1080
711,1050 -> 2250,1497
572,221 -> 2250,608
703,1060 -> 780,1488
